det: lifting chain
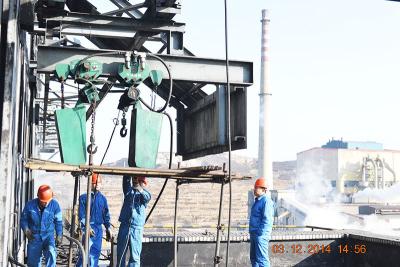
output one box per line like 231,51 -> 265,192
61,82 -> 65,109
120,111 -> 128,137
86,101 -> 98,155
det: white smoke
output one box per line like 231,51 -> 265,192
352,183 -> 400,204
295,160 -> 334,204
291,163 -> 400,237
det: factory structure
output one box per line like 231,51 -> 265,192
297,139 -> 398,196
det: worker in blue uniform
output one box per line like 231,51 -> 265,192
117,175 -> 151,267
249,178 -> 274,267
20,185 -> 63,267
76,173 -> 112,267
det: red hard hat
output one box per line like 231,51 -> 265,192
92,173 -> 101,184
137,176 -> 148,186
37,185 -> 53,203
254,178 -> 268,189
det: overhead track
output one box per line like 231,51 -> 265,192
36,46 -> 253,86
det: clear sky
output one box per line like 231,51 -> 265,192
83,0 -> 400,164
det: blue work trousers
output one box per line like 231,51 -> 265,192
250,233 -> 270,267
76,224 -> 103,267
27,236 -> 56,267
117,225 -> 143,267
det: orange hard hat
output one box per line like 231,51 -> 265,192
254,178 -> 268,189
37,185 -> 53,203
92,173 -> 101,184
137,176 -> 148,186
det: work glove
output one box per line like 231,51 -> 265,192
134,184 -> 144,193
139,181 -> 147,188
81,227 -> 95,237
55,235 -> 63,246
105,228 -> 112,242
90,228 -> 95,237
74,227 -> 81,239
24,229 -> 34,241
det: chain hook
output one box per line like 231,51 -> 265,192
86,144 -> 98,154
120,111 -> 128,137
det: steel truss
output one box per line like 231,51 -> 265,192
7,0 -> 255,266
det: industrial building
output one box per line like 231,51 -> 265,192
297,139 -> 398,196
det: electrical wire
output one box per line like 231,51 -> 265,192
145,54 -> 173,113
100,110 -> 121,165
8,254 -> 27,267
223,0 -> 233,265
117,218 -> 131,267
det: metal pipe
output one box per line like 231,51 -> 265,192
375,157 -> 385,189
223,0 -> 233,265
84,173 -> 92,266
64,235 -> 86,267
213,178 -> 225,266
103,2 -> 145,16
365,157 -> 377,188
383,159 -> 396,184
68,175 -> 80,266
361,157 -> 366,185
42,76 -> 50,148
173,181 -> 179,267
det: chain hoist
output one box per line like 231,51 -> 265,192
120,111 -> 128,137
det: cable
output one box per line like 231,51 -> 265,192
146,54 -> 173,113
223,0 -> 233,266
8,255 -> 27,267
117,219 -> 131,267
100,110 -> 121,165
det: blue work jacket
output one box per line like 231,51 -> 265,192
20,198 -> 63,240
118,176 -> 151,228
249,194 -> 274,237
79,191 -> 111,229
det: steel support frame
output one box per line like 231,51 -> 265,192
0,0 -> 22,264
173,180 -> 179,267
36,46 -> 253,86
33,12 -> 185,39
68,174 -> 80,266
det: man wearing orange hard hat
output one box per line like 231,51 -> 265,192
20,185 -> 63,267
249,178 -> 274,267
76,173 -> 112,267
